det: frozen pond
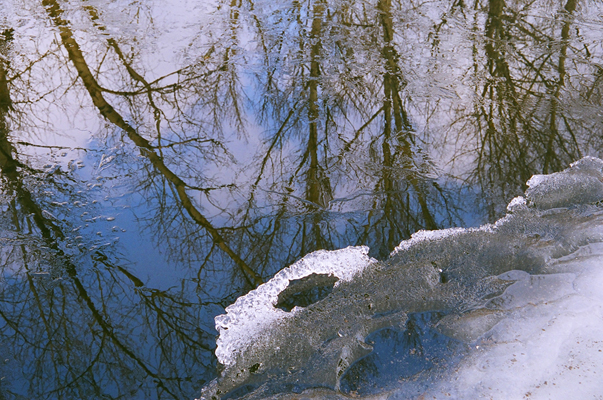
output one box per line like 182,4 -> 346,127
1,0 -> 603,399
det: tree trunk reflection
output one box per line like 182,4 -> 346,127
1,0 -> 602,397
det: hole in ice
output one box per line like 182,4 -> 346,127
431,261 -> 448,283
339,312 -> 468,396
249,363 -> 261,374
276,273 -> 339,312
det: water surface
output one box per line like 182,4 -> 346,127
1,0 -> 602,398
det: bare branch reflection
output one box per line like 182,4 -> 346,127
0,25 -> 215,399
0,0 -> 602,398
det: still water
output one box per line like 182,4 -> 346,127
0,0 -> 602,398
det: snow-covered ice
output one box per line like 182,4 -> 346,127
526,156 -> 603,210
214,246 -> 376,368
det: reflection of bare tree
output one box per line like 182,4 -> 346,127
369,0 -> 440,245
0,28 -> 15,174
305,0 -> 333,211
219,0 -> 460,269
76,0 -> 266,293
542,0 -> 580,173
1,26 -> 215,399
452,0 -> 598,219
42,0 -> 262,287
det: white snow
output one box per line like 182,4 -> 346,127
390,227 -> 467,256
420,241 -> 603,399
506,195 -> 528,212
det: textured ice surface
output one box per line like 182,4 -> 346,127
199,158 -> 603,400
417,242 -> 603,399
390,227 -> 467,256
525,156 -> 603,209
214,246 -> 376,368
506,195 -> 528,213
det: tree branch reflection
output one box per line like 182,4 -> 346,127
1,26 -> 215,398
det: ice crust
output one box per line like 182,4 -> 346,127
390,226 -> 467,256
214,246 -> 376,367
201,157 -> 603,400
525,156 -> 603,209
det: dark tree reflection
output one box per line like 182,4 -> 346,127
0,0 -> 602,398
220,0 -> 462,266
0,22 -> 215,399
448,0 -> 602,219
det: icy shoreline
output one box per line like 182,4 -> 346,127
199,157 -> 603,400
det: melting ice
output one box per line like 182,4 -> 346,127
199,157 -> 603,400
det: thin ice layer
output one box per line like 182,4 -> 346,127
214,246 -> 376,367
390,227 -> 467,256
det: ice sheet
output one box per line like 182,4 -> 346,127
419,242 -> 603,399
525,156 -> 603,210
214,246 -> 376,367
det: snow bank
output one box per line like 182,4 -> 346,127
420,242 -> 603,399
